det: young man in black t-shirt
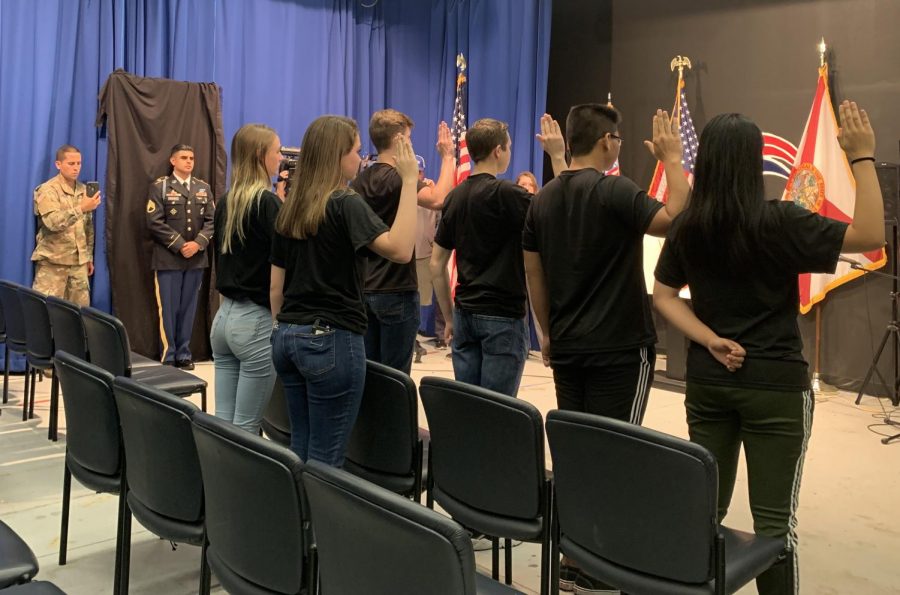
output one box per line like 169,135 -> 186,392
350,109 -> 456,373
430,118 -> 562,397
523,104 -> 688,422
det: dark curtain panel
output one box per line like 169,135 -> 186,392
98,70 -> 226,360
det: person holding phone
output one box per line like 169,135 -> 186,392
31,144 -> 100,306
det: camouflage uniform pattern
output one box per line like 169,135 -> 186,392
31,174 -> 94,305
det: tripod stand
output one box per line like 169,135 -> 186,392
850,259 -> 900,444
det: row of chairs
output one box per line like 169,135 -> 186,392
53,351 -> 530,594
261,368 -> 785,595
0,280 -> 207,440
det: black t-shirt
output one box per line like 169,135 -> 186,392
522,169 -> 664,364
350,163 -> 427,293
654,200 -> 848,391
215,189 -> 281,309
270,190 -> 389,334
434,173 -> 532,318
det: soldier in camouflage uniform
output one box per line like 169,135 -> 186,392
146,144 -> 215,369
31,145 -> 101,306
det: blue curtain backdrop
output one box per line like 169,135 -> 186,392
0,0 -> 552,369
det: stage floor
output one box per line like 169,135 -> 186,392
1,340 -> 897,594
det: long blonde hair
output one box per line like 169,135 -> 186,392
221,124 -> 277,254
276,116 -> 358,239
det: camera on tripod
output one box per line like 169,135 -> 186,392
278,146 -> 301,193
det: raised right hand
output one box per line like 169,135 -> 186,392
643,109 -> 682,164
393,134 -> 419,184
837,100 -> 875,161
80,192 -> 101,213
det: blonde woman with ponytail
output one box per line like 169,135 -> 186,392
270,115 -> 419,466
211,123 -> 283,434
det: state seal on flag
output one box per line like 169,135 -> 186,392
785,163 -> 825,213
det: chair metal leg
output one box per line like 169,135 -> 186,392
491,536 -> 500,580
505,538 -> 513,585
59,465 -> 71,565
200,387 -> 207,412
425,446 -> 434,509
306,545 -> 319,595
113,479 -> 129,595
29,367 -> 37,419
199,536 -> 211,595
2,346 -> 8,405
22,363 -> 31,421
714,533 -> 726,595
540,480 -> 552,595
49,374 -> 59,441
550,489 -> 560,595
119,497 -> 132,595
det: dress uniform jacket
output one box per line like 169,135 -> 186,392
146,175 -> 215,270
31,174 -> 94,265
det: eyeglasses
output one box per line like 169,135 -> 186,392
608,133 -> 623,144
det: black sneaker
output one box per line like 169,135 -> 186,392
175,359 -> 195,370
559,564 -> 579,592
573,571 -> 620,594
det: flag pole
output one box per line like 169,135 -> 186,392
811,37 -> 838,395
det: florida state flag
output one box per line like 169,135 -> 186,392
782,65 -> 886,314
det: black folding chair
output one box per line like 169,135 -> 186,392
344,361 -> 428,500
192,411 -> 317,595
260,376 -> 291,446
545,410 -> 786,595
82,307 -> 207,410
303,460 -> 525,595
420,377 -> 552,594
18,287 -> 60,440
112,377 -> 210,595
0,281 -> 32,420
0,519 -> 66,594
53,352 -> 127,595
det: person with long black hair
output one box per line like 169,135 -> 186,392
653,101 -> 883,594
269,115 -> 419,466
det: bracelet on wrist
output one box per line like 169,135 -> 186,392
850,156 -> 876,165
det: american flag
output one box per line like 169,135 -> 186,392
648,78 -> 697,201
451,54 -> 470,185
605,160 -> 620,176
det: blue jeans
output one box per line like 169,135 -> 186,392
210,298 -> 276,434
271,321 -> 366,466
364,291 -> 420,374
451,308 -> 528,397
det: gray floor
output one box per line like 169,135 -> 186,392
1,347 -> 898,594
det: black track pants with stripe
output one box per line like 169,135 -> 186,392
552,346 -> 655,424
686,382 -> 812,595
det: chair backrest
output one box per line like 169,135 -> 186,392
419,377 -> 546,520
81,307 -> 131,377
0,281 -> 27,346
46,296 -> 88,360
260,377 -> 291,446
191,411 -> 311,595
302,460 -> 477,595
545,409 -> 719,584
53,351 -> 121,478
17,287 -> 54,361
345,360 -> 419,477
112,378 -> 203,525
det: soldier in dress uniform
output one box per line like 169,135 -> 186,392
31,144 -> 101,306
146,144 -> 215,369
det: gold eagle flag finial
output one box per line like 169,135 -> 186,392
456,53 -> 467,88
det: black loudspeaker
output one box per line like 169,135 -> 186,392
876,161 -> 899,224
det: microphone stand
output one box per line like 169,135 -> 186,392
846,259 -> 900,444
